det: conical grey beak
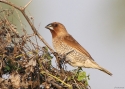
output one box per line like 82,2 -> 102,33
45,24 -> 54,30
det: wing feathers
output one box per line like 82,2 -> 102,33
63,34 -> 94,60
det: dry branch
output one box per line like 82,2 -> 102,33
0,0 -> 54,53
0,0 -> 90,89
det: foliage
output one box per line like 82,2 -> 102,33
0,1 -> 90,89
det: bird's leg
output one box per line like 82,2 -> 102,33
51,51 -> 74,72
51,51 -> 63,69
62,50 -> 74,62
57,50 -> 74,74
51,51 -> 58,57
51,51 -> 66,71
53,50 -> 74,63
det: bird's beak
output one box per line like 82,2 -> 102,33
45,24 -> 54,30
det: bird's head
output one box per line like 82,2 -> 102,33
45,22 -> 68,38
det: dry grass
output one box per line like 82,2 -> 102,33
0,1 -> 90,89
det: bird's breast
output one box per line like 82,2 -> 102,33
52,39 -> 90,67
53,38 -> 73,54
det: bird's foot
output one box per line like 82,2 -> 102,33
60,50 -> 74,62
51,51 -> 58,56
51,51 -> 74,69
51,50 -> 74,61
51,52 -> 66,69
51,51 -> 66,61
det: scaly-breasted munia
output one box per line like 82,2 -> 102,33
45,22 -> 112,76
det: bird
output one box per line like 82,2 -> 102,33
45,22 -> 112,76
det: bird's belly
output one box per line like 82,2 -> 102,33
53,42 -> 89,67
53,41 -> 73,54
66,54 -> 86,67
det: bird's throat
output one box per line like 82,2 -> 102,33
50,30 -> 57,38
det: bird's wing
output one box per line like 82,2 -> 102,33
63,34 -> 94,60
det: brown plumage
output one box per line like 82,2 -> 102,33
45,22 -> 112,76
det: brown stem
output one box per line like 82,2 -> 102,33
0,0 -> 54,53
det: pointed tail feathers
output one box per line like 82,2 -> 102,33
84,59 -> 112,76
98,66 -> 112,76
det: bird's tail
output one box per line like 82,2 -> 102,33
84,60 -> 112,76
98,66 -> 112,76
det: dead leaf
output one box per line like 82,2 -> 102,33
0,77 -> 4,83
25,58 -> 36,67
9,72 -> 20,88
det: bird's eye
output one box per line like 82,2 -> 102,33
54,24 -> 58,27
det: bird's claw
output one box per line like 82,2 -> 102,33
51,51 -> 58,56
52,50 -> 74,62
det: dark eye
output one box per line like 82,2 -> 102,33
54,24 -> 58,27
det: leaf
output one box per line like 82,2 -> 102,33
25,58 -> 36,67
5,65 -> 10,71
87,74 -> 90,80
41,71 -> 45,74
46,54 -> 53,60
77,71 -> 86,81
67,76 -> 71,81
9,72 -> 20,88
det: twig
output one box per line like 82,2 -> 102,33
73,79 -> 81,89
47,80 -> 62,89
23,0 -> 32,10
0,0 -> 54,53
61,76 -> 67,85
43,71 -> 72,89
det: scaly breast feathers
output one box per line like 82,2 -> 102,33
53,41 -> 90,67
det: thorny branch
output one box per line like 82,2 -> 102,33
0,0 -> 54,53
0,0 -> 90,89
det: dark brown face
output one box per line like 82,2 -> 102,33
45,22 -> 68,38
